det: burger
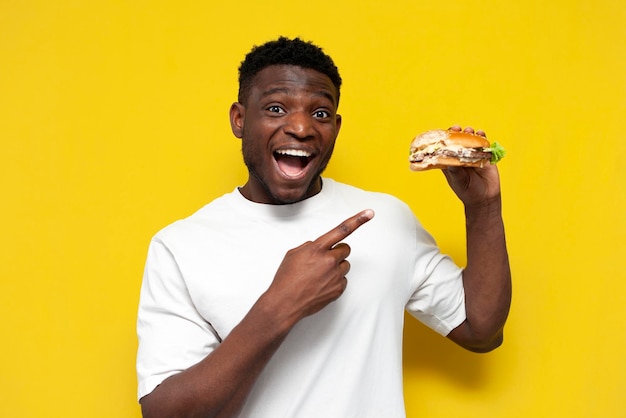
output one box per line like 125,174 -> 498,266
409,129 -> 505,171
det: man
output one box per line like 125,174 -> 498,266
136,37 -> 511,418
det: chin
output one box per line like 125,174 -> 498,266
267,177 -> 322,205
268,186 -> 314,205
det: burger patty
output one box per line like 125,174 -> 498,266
410,148 -> 492,163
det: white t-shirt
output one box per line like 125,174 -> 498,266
136,178 -> 465,417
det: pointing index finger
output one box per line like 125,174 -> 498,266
315,209 -> 375,249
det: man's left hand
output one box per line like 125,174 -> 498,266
442,125 -> 501,207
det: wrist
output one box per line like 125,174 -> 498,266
465,193 -> 501,214
252,289 -> 300,337
464,195 -> 504,234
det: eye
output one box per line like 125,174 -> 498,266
313,110 -> 330,119
267,105 -> 285,114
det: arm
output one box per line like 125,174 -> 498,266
140,210 -> 374,418
443,127 -> 512,353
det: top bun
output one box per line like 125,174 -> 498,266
446,130 -> 490,148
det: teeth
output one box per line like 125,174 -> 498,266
275,149 -> 311,158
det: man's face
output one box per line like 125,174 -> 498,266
230,65 -> 342,204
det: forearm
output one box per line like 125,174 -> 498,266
449,195 -> 512,352
141,292 -> 294,418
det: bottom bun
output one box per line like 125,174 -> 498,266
410,156 -> 490,171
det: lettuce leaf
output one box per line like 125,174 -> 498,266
486,141 -> 506,164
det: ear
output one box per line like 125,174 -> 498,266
335,113 -> 342,135
229,102 -> 245,138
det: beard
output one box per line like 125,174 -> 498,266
241,141 -> 333,205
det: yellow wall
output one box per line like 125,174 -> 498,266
1,1 -> 624,417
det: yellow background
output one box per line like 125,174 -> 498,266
1,1 -> 625,417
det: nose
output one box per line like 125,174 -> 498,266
284,111 -> 314,139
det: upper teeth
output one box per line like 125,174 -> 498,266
276,149 -> 311,157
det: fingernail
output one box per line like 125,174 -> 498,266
361,209 -> 375,220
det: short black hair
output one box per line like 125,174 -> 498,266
237,37 -> 342,105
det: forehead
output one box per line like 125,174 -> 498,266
250,65 -> 338,104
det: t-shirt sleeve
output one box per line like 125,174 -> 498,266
405,221 -> 466,336
136,236 -> 220,401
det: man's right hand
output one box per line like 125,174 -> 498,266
267,209 -> 375,321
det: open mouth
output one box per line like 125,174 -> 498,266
274,149 -> 313,177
